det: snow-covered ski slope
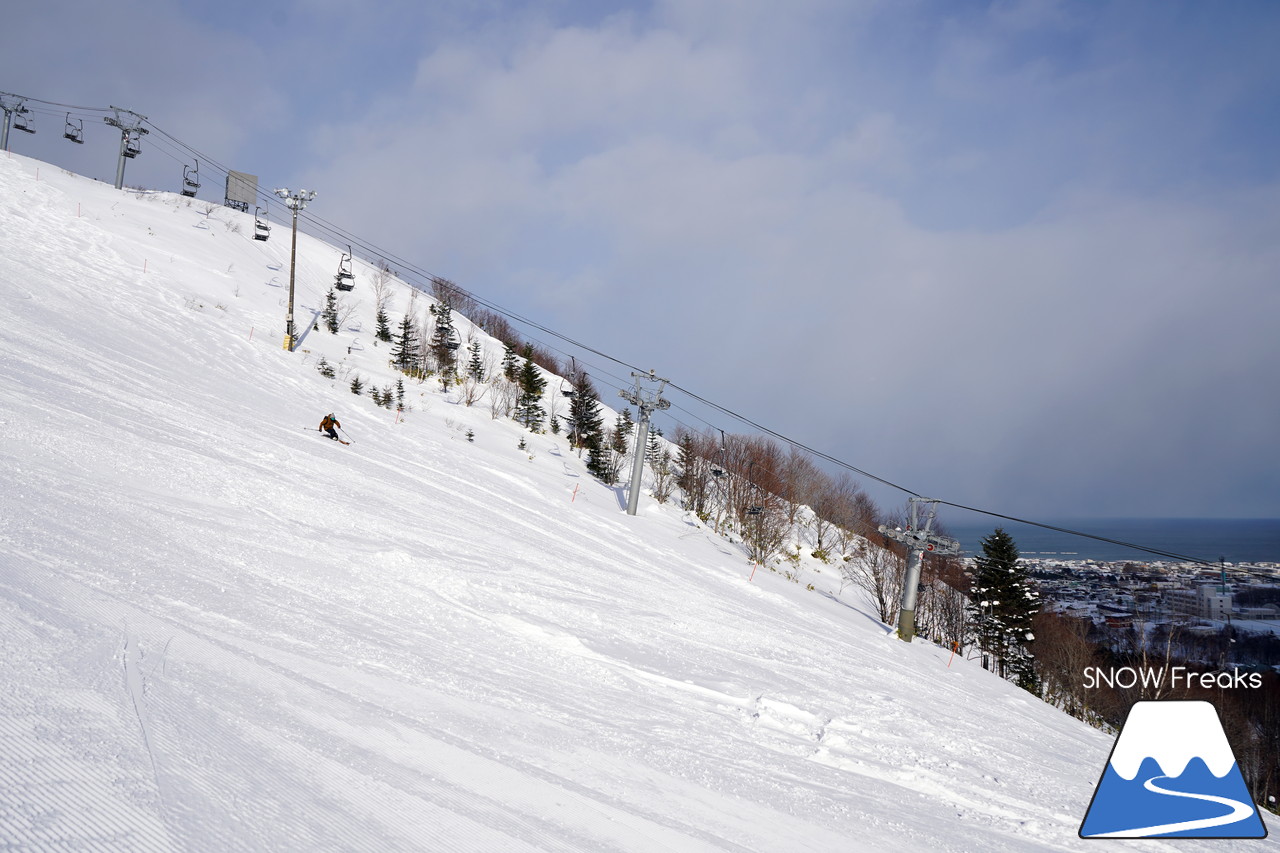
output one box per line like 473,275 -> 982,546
0,153 -> 1268,852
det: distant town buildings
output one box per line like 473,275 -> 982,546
1013,558 -> 1280,638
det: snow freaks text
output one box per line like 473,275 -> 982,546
1083,667 -> 1263,691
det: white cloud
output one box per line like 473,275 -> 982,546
6,0 -> 1277,517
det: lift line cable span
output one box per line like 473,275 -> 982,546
16,99 -> 1251,574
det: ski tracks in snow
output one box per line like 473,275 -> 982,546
120,628 -> 171,826
0,580 -> 176,851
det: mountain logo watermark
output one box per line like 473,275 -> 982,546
1079,700 -> 1268,839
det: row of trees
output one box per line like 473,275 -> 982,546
672,428 -> 881,569
340,269 -> 1023,680
359,272 -> 1043,686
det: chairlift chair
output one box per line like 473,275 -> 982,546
435,323 -> 461,350
64,114 -> 84,144
123,132 -> 142,158
182,162 -> 200,197
253,207 -> 271,241
14,108 -> 34,134
335,249 -> 355,291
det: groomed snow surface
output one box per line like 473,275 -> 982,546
0,153 -> 1269,851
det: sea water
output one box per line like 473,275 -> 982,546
940,518 -> 1280,564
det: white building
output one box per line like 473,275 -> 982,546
1162,584 -> 1233,620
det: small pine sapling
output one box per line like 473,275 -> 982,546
323,288 -> 339,333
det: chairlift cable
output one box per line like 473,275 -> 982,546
117,117 -> 1257,573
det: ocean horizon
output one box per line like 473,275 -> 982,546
940,517 -> 1280,565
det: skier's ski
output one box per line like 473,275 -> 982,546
304,427 -> 349,445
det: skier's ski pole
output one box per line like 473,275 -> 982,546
339,427 -> 353,443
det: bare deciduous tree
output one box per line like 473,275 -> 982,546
459,371 -> 489,407
648,441 -> 676,505
778,447 -> 820,529
336,298 -> 361,332
841,540 -> 906,626
489,377 -> 518,420
1033,611 -> 1103,721
430,276 -> 478,319
740,492 -> 791,568
674,427 -> 714,517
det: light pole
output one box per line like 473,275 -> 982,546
273,188 -> 316,351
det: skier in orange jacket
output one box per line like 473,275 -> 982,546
320,413 -> 341,441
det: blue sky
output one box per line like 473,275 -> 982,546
4,0 -> 1279,521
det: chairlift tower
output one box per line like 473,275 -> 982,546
103,107 -> 149,190
0,94 -> 35,152
273,188 -> 317,352
618,370 -> 671,516
879,497 -> 960,642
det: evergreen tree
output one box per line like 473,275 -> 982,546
606,409 -> 634,484
613,409 -> 634,451
323,287 -> 339,333
514,349 -> 547,432
350,375 -> 364,395
429,303 -> 458,388
968,528 -> 1041,692
566,374 -> 609,480
501,344 -> 519,381
391,312 -> 419,375
466,340 -> 486,382
375,304 -> 392,343
646,426 -> 664,463
567,374 -> 603,451
586,436 -> 611,482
